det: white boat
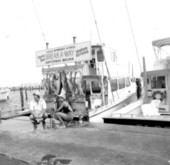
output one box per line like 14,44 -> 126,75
103,37 -> 170,127
0,88 -> 10,101
36,41 -> 137,123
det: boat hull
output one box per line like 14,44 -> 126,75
0,89 -> 10,101
89,92 -> 137,123
103,116 -> 170,128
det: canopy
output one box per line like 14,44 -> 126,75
152,37 -> 170,48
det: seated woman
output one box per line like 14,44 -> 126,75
54,93 -> 73,128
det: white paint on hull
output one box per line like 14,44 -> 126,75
89,92 -> 137,123
0,89 -> 10,101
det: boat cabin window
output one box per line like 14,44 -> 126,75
91,80 -> 101,93
90,58 -> 96,68
125,77 -> 130,87
118,78 -> 125,89
92,49 -> 95,55
82,80 -> 91,95
97,49 -> 104,62
151,76 -> 166,89
111,79 -> 118,92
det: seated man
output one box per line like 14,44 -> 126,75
54,94 -> 73,128
29,91 -> 48,131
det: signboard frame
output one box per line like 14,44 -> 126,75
36,41 -> 91,67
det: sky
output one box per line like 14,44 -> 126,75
0,0 -> 170,87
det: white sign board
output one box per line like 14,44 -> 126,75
36,41 -> 91,67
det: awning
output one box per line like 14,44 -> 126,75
152,37 -> 170,48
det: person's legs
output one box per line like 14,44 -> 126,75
55,112 -> 74,128
54,112 -> 69,126
41,113 -> 48,129
30,114 -> 38,131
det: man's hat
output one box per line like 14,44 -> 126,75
33,91 -> 41,97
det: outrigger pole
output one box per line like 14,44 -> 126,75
89,0 -> 114,104
124,0 -> 142,73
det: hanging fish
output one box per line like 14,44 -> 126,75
75,71 -> 84,96
49,73 -> 55,95
53,72 -> 61,95
42,74 -> 50,95
72,71 -> 79,95
66,71 -> 74,93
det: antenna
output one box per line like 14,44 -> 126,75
32,0 -> 47,44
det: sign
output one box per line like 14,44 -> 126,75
36,41 -> 91,67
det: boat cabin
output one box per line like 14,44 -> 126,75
36,41 -> 135,121
141,37 -> 170,112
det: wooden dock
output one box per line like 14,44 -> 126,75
0,117 -> 170,165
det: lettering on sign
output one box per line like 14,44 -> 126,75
36,41 -> 91,67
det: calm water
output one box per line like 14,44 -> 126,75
0,90 -> 44,116
0,154 -> 31,165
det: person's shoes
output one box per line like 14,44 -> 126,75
58,125 -> 66,129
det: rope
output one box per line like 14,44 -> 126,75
160,48 -> 170,56
32,0 -> 47,44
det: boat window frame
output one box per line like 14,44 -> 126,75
151,76 -> 166,89
110,78 -> 118,92
118,77 -> 125,90
125,77 -> 131,87
91,79 -> 101,94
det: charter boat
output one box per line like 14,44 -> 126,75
103,37 -> 170,127
36,41 -> 136,123
0,88 -> 10,101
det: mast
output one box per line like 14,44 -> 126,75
143,56 -> 148,103
89,0 -> 114,104
124,0 -> 142,73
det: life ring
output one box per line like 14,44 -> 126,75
152,91 -> 164,101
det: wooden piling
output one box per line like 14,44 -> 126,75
20,87 -> 24,110
25,88 -> 28,101
0,108 -> 1,124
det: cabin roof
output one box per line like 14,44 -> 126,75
152,37 -> 170,48
141,69 -> 169,77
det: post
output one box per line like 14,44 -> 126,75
46,43 -> 50,68
143,56 -> 148,103
25,88 -> 28,101
73,36 -> 76,44
132,64 -> 134,79
101,63 -> 105,105
0,108 -> 1,124
20,87 -> 24,110
46,42 -> 49,49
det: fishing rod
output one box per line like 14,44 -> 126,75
32,0 -> 47,45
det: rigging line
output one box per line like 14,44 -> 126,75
89,0 -> 102,44
124,0 -> 142,72
32,0 -> 47,44
160,48 -> 170,56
